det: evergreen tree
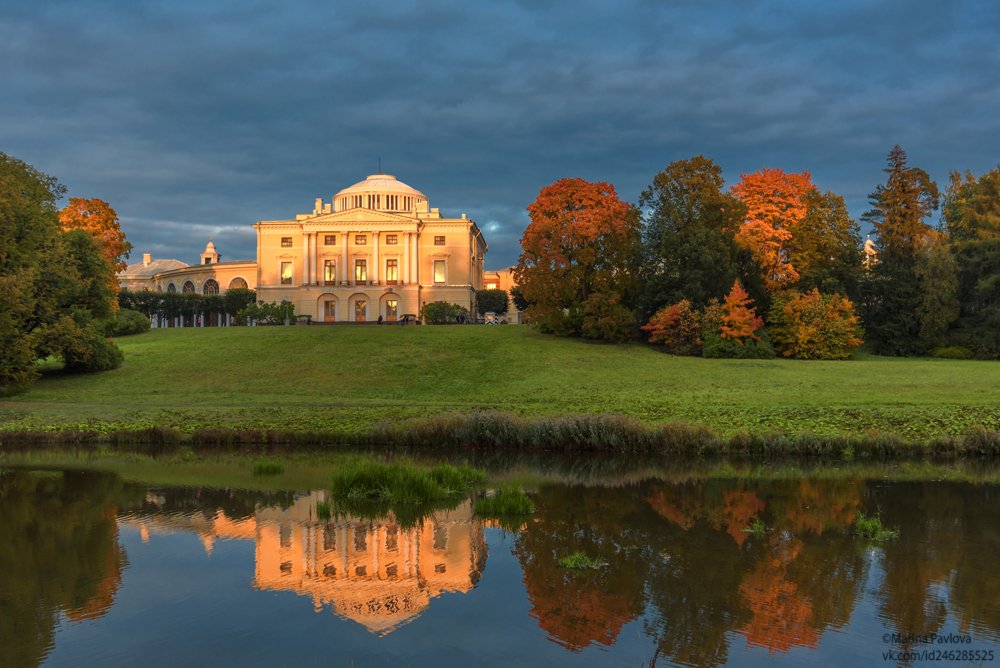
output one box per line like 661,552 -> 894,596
789,190 -> 863,300
915,233 -> 959,351
861,146 -> 939,355
639,156 -> 751,314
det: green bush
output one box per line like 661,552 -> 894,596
105,309 -> 150,337
931,345 -> 974,360
62,324 -> 124,372
474,488 -> 535,516
422,301 -> 470,324
475,289 -> 509,316
702,331 -> 775,359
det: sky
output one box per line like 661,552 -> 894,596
3,0 -> 1000,269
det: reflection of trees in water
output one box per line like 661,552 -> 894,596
0,469 -> 135,668
123,486 -> 297,520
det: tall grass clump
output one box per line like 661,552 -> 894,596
558,551 -> 607,570
331,459 -> 485,504
474,488 -> 535,517
854,512 -> 899,541
252,460 -> 284,476
316,499 -> 332,520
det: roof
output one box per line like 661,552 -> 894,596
334,174 -> 427,200
118,258 -> 189,278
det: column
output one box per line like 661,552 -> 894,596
411,232 -> 419,285
303,233 -> 310,286
341,231 -> 349,285
372,231 -> 380,284
402,233 -> 410,285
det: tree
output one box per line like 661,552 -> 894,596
915,233 -> 959,351
768,290 -> 863,360
515,178 -> 641,341
731,168 -> 815,292
475,288 -> 509,316
421,300 -> 469,324
719,280 -> 763,342
943,168 -> 1000,243
641,299 -> 702,356
861,146 -> 940,355
640,157 -> 749,312
58,197 -> 131,272
789,190 -> 863,299
702,281 -> 773,358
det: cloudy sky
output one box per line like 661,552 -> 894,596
4,0 -> 999,268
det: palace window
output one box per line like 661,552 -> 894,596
485,282 -> 498,290
354,259 -> 367,284
324,260 -> 336,285
323,564 -> 337,577
203,279 -> 219,295
167,283 -> 176,293
434,235 -> 445,246
385,234 -> 397,245
355,299 -> 367,322
281,261 -> 293,285
385,299 -> 398,321
280,524 -> 292,548
182,280 -> 195,294
280,237 -> 292,248
433,260 -> 446,284
324,235 -> 337,245
385,258 -> 398,285
229,277 -> 248,290
355,234 -> 367,245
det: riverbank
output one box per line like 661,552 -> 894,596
2,326 -> 1000,450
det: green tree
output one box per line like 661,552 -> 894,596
475,288 -> 509,316
943,168 -> 1000,243
639,157 -> 751,314
915,234 -> 959,350
421,300 -> 470,324
789,190 -> 863,299
861,146 -> 940,355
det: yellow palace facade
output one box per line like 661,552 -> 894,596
119,173 -> 490,323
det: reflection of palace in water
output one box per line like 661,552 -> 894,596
122,492 -> 487,635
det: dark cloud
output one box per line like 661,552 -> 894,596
3,0 -> 999,267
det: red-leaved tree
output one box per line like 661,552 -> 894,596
719,280 -> 764,342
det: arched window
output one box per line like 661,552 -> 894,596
203,279 -> 219,295
228,277 -> 248,290
182,281 -> 195,294
167,283 -> 176,293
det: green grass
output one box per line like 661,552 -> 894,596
330,459 -> 484,503
252,460 -> 283,476
3,325 -> 1000,441
854,512 -> 899,541
474,488 -> 535,517
742,519 -> 768,536
558,551 -> 608,570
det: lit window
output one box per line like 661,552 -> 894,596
281,237 -> 292,248
203,279 -> 219,295
385,234 -> 397,245
486,282 -> 498,290
355,299 -> 367,322
354,259 -> 367,284
324,260 -> 336,285
385,259 -> 398,284
355,234 -> 367,245
434,260 -> 446,284
281,261 -> 293,285
385,299 -> 398,321
324,235 -> 337,245
434,235 -> 445,246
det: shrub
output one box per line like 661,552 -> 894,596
768,289 -> 863,360
252,461 -> 284,476
641,299 -> 702,355
422,301 -> 470,324
580,292 -> 636,342
718,280 -> 764,342
238,300 -> 295,325
931,345 -> 974,359
702,331 -> 775,358
475,289 -> 509,316
105,309 -> 150,337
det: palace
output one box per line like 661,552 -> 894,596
119,173 -> 491,323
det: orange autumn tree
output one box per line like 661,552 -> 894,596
59,198 -> 132,273
768,289 -> 863,360
515,178 -> 640,341
719,280 -> 764,342
731,169 -> 816,292
641,299 -> 702,355
702,281 -> 772,358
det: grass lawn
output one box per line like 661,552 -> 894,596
1,325 -> 999,440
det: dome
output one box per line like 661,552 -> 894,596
205,240 -> 217,251
333,174 -> 427,213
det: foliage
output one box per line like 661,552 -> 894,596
475,488 -> 535,517
943,167 -> 1000,243
330,459 -> 484,505
475,289 -> 509,316
252,461 -> 284,476
930,346 -> 973,360
422,300 -> 470,324
949,239 -> 1000,358
238,300 -> 295,325
641,299 -> 702,355
768,290 -> 863,360
510,286 -> 530,312
105,309 -> 150,337
861,146 -> 940,355
790,190 -> 863,299
515,178 -> 641,340
59,197 -> 132,273
702,331 -> 775,359
731,168 -> 815,292
639,156 -> 748,311
915,233 -> 959,350
718,280 -> 764,342
854,512 -> 898,541
558,551 -> 608,570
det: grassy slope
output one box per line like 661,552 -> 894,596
1,326 -> 999,439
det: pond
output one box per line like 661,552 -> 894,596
2,457 -> 999,667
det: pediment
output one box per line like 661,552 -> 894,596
305,208 -> 417,226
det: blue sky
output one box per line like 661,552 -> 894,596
3,0 -> 999,268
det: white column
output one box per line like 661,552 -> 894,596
342,232 -> 349,285
411,232 -> 419,285
403,233 -> 410,285
373,231 -> 380,284
303,233 -> 310,286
